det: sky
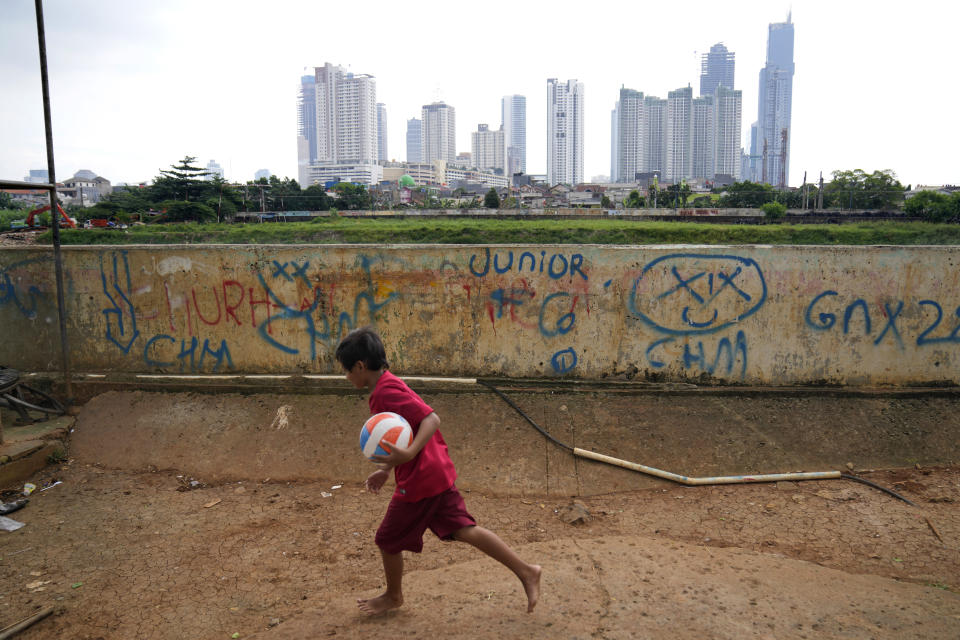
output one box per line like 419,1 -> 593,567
1,0 -> 957,189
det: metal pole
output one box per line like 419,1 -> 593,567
35,0 -> 73,404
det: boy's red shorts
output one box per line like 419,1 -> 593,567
375,486 -> 476,554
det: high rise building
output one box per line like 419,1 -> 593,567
471,124 -> 505,172
713,86 -> 742,179
610,104 -> 619,182
296,62 -> 378,185
546,78 -> 584,186
665,86 -> 693,183
691,96 -> 715,181
406,118 -> 422,163
377,103 -> 388,163
699,43 -> 735,97
421,102 -> 456,164
751,14 -> 795,187
297,74 -> 317,170
501,95 -> 526,174
614,88 -> 644,183
643,96 -> 667,177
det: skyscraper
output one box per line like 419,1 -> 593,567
471,124 -> 505,172
501,95 -> 526,174
377,103 -> 388,163
713,86 -> 742,179
406,118 -> 422,163
691,96 -> 715,181
296,62 -> 378,185
547,78 -> 584,186
665,86 -> 693,183
699,43 -> 735,97
614,88 -> 644,183
421,102 -> 456,164
297,74 -> 317,176
751,14 -> 795,187
643,96 -> 667,177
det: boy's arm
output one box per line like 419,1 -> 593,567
371,412 -> 440,467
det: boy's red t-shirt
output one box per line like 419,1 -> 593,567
369,370 -> 457,502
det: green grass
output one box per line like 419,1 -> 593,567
29,218 -> 960,246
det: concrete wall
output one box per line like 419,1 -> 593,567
2,244 -> 959,386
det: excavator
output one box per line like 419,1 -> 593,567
24,202 -> 77,228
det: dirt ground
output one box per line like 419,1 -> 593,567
1,395 -> 959,639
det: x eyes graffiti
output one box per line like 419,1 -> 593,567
629,254 -> 767,335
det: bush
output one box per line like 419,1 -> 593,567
761,201 -> 787,222
905,191 -> 960,222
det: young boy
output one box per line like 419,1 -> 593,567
335,326 -> 541,615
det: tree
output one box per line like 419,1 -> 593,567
158,200 -> 216,223
824,169 -> 905,210
484,187 -> 500,208
718,181 -> 777,208
154,156 -> 212,201
761,201 -> 787,222
624,190 -> 644,208
600,194 -> 612,208
332,182 -> 371,210
301,184 -> 333,211
905,191 -> 960,222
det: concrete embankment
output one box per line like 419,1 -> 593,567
67,380 -> 960,496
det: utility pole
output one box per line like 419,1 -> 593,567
802,171 -> 808,209
817,172 -> 824,210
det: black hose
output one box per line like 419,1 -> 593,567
476,379 -> 573,452
841,473 -> 917,507
478,379 -> 923,508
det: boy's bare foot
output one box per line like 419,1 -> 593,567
522,565 -> 542,613
357,592 -> 403,615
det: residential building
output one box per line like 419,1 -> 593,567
377,103 -> 388,163
546,78 -> 584,186
501,95 -> 526,174
296,62 -> 378,186
643,96 -> 667,177
665,86 -> 693,183
691,95 -> 715,181
471,124 -> 505,173
714,86 -> 743,180
406,118 -> 422,163
700,43 -> 735,97
614,87 -> 644,183
421,102 -> 456,164
60,170 -> 111,205
751,14 -> 795,187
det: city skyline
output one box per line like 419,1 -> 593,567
2,0 -> 956,188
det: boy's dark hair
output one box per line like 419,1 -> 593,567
335,326 -> 389,371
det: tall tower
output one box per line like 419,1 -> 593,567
376,103 -> 388,163
643,96 -> 667,176
752,14 -> 795,186
614,87 -> 644,183
406,118 -> 422,163
471,124 -> 505,172
713,86 -> 742,179
691,95 -> 715,180
501,95 -> 527,174
546,78 -> 584,186
297,74 -> 317,169
421,102 -> 456,164
665,86 -> 693,183
699,43 -> 735,97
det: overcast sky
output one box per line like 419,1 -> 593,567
2,0 -> 956,188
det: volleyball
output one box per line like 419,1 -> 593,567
360,412 -> 413,460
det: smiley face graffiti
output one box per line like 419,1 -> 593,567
629,254 -> 767,335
